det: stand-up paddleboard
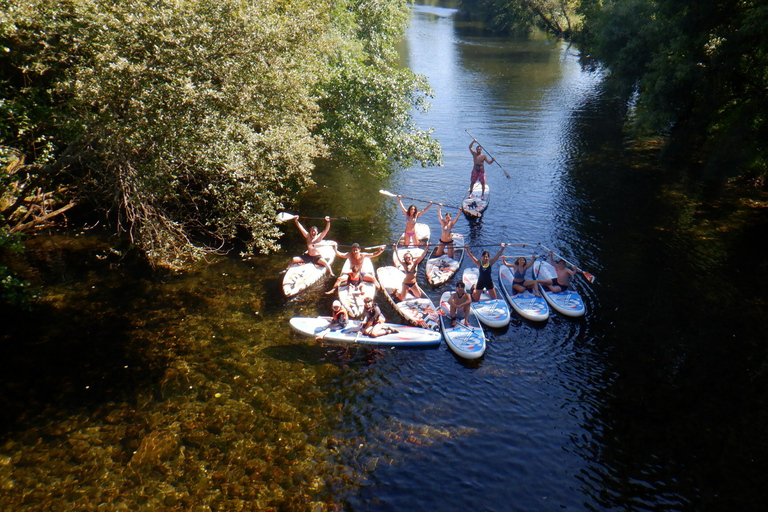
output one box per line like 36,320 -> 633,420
394,222 -> 430,269
438,291 -> 486,359
462,183 -> 490,219
282,240 -> 336,297
290,317 -> 441,347
377,266 -> 440,331
462,267 -> 511,328
534,260 -> 586,317
425,233 -> 465,286
498,265 -> 549,322
338,257 -> 377,318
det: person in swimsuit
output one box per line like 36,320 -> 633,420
397,196 -> 432,247
392,244 -> 429,301
468,139 -> 494,200
537,251 -> 576,293
291,216 -> 335,276
501,254 -> 540,296
435,204 -> 460,258
327,243 -> 384,294
361,297 -> 396,337
465,244 -> 505,302
315,300 -> 349,339
447,281 -> 472,328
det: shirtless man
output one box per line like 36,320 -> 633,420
468,139 -> 494,200
392,243 -> 429,301
291,216 -> 335,276
327,243 -> 384,293
537,251 -> 577,293
447,281 -> 472,328
435,204 -> 460,258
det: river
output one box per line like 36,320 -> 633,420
2,2 -> 767,511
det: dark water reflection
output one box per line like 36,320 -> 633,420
3,2 -> 768,511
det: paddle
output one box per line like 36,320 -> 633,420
379,190 -> 480,217
465,130 -> 511,179
538,244 -> 596,283
276,212 -> 348,223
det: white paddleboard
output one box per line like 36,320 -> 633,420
290,317 -> 441,347
461,183 -> 490,218
376,266 -> 440,331
498,265 -> 549,322
282,240 -> 336,297
462,267 -> 511,328
533,260 -> 586,317
438,291 -> 486,360
425,233 -> 465,286
337,257 -> 376,318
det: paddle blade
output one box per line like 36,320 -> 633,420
276,212 -> 296,223
581,271 -> 595,283
379,189 -> 397,197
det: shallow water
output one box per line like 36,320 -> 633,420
2,2 -> 768,511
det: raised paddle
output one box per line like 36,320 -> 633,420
378,190 -> 479,217
465,130 -> 512,179
538,244 -> 596,283
276,212 -> 348,223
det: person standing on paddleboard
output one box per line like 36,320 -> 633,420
397,196 -> 432,247
291,216 -> 335,276
466,244 -> 506,302
468,139 -> 494,200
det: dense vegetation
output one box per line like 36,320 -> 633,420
0,0 -> 441,288
461,0 -> 768,184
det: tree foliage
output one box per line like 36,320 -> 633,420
579,0 -> 768,181
459,0 -> 582,38
0,0 -> 441,269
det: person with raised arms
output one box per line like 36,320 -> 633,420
468,139 -> 494,200
291,215 -> 335,276
465,244 -> 506,302
397,195 -> 432,247
435,204 -> 460,259
537,251 -> 577,293
501,254 -> 540,296
327,243 -> 384,294
392,243 -> 429,301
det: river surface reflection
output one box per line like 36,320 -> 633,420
2,2 -> 767,511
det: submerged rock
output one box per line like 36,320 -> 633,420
129,430 -> 179,467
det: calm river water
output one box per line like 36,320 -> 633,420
2,2 -> 768,511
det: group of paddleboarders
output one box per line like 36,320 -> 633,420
288,138 -> 580,336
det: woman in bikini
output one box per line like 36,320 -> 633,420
465,244 -> 505,302
435,204 -> 460,258
501,254 -> 540,296
397,196 -> 432,247
392,244 -> 429,302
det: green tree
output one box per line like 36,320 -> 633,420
459,0 -> 582,38
579,0 -> 768,181
0,0 -> 441,270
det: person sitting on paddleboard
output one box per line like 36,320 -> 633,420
291,216 -> 335,276
468,139 -> 493,200
435,204 -> 460,259
466,244 -> 505,302
397,196 -> 432,247
536,251 -> 577,293
330,242 -> 383,291
447,281 -> 472,328
361,297 -> 396,337
315,300 -> 349,340
393,244 -> 429,301
325,263 -> 366,296
501,254 -> 540,296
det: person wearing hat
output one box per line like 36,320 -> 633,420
316,300 -> 349,340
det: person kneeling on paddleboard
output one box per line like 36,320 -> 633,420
361,298 -> 397,337
448,281 -> 471,327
